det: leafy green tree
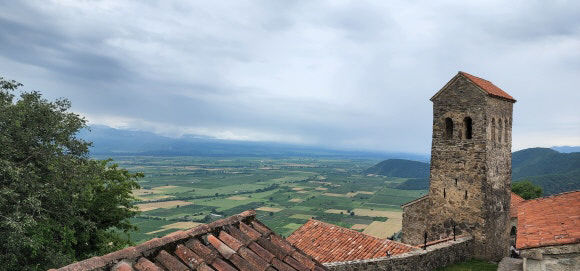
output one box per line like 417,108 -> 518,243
0,77 -> 143,270
512,180 -> 543,200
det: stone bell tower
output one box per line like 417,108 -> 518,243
401,71 -> 516,261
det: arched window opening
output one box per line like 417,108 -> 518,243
464,190 -> 468,200
455,179 -> 458,186
510,226 -> 517,236
498,118 -> 503,143
443,188 -> 446,198
463,117 -> 473,139
445,118 -> 453,139
504,119 -> 509,143
491,118 -> 496,141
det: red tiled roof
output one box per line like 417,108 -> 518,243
52,211 -> 327,271
511,192 -> 525,218
459,71 -> 516,102
287,220 -> 415,263
516,191 -> 580,250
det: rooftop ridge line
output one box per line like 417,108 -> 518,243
52,210 -> 256,271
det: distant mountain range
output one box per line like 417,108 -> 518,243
512,148 -> 580,195
79,125 -> 428,160
551,146 -> 580,153
367,148 -> 580,196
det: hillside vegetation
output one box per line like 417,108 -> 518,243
364,159 -> 429,178
367,148 -> 580,195
512,148 -> 580,195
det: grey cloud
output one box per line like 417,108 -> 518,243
0,0 -> 579,153
0,11 -> 132,86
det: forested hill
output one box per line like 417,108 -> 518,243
364,159 -> 429,178
366,148 -> 580,195
511,148 -> 580,195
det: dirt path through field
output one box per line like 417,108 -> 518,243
146,221 -> 203,235
136,200 -> 193,212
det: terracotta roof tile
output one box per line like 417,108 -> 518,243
511,192 -> 525,218
208,234 -> 237,260
186,239 -> 219,263
225,225 -> 253,246
174,244 -> 203,269
155,250 -> 189,271
211,258 -> 237,271
271,257 -> 297,271
459,71 -> 516,102
516,191 -> 580,250
134,258 -> 162,271
54,210 -> 328,271
228,254 -> 255,271
238,246 -> 269,271
257,237 -> 288,260
248,242 -> 275,263
198,263 -> 217,271
287,219 -> 416,263
284,255 -> 309,271
240,221 -> 262,240
111,262 -> 133,271
219,231 -> 244,251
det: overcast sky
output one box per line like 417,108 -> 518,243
1,0 -> 579,153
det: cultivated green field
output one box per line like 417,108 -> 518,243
111,156 -> 427,244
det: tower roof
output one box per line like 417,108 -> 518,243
431,71 -> 516,102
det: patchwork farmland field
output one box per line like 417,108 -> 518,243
108,156 -> 427,243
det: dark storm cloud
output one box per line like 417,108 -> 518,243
0,4 -> 131,84
0,0 -> 578,153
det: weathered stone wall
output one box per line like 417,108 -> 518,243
325,236 -> 474,271
401,74 -> 514,261
401,196 -> 430,245
481,95 -> 513,260
521,243 -> 580,271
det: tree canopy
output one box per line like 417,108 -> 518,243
0,76 -> 143,270
512,180 -> 543,200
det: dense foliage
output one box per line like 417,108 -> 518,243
0,77 -> 142,270
512,180 -> 543,200
512,148 -> 580,195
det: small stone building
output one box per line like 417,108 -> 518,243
515,191 -> 580,271
401,71 -> 516,261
